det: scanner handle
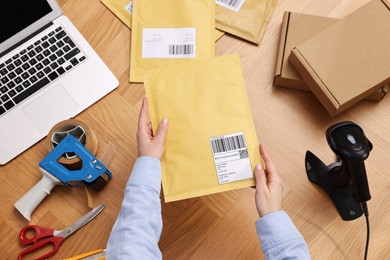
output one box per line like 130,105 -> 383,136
347,160 -> 371,202
14,168 -> 61,221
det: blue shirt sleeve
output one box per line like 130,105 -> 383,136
256,211 -> 311,259
106,156 -> 163,260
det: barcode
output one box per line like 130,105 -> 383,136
216,0 -> 243,8
168,44 -> 194,55
211,134 -> 246,154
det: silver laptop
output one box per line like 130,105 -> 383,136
0,0 -> 119,164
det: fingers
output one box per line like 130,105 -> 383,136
136,97 -> 169,160
254,163 -> 267,191
154,118 -> 169,145
254,145 -> 282,217
138,97 -> 149,129
259,144 -> 280,182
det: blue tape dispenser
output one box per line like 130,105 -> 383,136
14,135 -> 112,220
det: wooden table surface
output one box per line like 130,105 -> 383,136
1,0 -> 389,259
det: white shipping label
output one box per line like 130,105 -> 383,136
210,132 -> 253,184
216,0 -> 245,12
142,28 -> 196,58
124,1 -> 133,14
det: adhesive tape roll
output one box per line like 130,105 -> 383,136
47,119 -> 98,168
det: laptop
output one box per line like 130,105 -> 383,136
0,0 -> 119,164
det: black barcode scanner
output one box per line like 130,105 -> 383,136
327,122 -> 372,203
305,121 -> 372,220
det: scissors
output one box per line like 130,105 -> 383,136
18,204 -> 106,260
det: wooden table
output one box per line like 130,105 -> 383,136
1,0 -> 389,258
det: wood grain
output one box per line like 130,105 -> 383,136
1,0 -> 389,259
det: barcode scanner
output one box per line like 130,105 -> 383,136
306,121 -> 372,259
326,121 -> 372,203
305,121 -> 372,220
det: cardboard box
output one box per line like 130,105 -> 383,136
274,11 -> 387,102
289,0 -> 390,116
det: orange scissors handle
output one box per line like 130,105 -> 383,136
18,204 -> 106,259
18,235 -> 64,260
19,225 -> 55,245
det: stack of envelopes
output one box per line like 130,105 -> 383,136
101,0 -> 277,45
100,0 -> 277,201
275,0 -> 390,116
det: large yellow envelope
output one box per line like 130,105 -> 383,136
144,54 -> 261,202
100,0 -> 225,40
130,0 -> 216,83
216,0 -> 277,44
101,0 -> 133,27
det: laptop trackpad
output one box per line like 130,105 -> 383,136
23,85 -> 78,133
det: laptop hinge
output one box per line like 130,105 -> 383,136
0,22 -> 53,58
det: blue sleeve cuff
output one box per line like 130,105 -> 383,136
129,156 -> 162,193
256,211 -> 304,251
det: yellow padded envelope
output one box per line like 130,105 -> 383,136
216,0 -> 277,44
100,0 -> 225,40
144,54 -> 261,202
130,0 -> 216,83
101,0 -> 133,27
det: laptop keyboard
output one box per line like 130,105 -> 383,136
0,26 -> 87,116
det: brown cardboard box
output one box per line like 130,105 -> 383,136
289,0 -> 390,116
274,11 -> 387,102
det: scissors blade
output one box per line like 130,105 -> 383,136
56,204 -> 106,239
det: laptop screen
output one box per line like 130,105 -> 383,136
0,1 -> 52,44
0,0 -> 62,55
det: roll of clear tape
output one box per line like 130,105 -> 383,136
47,119 -> 98,169
14,119 -> 100,220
